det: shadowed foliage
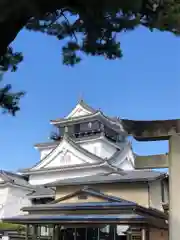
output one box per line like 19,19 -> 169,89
0,0 -> 179,114
0,222 -> 25,232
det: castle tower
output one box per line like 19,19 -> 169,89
19,100 -> 135,185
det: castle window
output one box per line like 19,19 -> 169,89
61,153 -> 71,164
74,124 -> 80,133
65,154 -> 71,163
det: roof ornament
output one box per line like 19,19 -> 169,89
78,92 -> 84,104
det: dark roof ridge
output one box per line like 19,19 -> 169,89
50,111 -> 125,133
50,111 -> 99,123
27,186 -> 55,198
0,170 -> 34,189
78,99 -> 97,114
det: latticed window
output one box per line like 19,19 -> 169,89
64,154 -> 71,163
61,153 -> 71,164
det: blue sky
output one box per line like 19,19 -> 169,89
0,26 -> 179,171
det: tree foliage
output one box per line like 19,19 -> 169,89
0,0 -> 180,115
0,47 -> 24,115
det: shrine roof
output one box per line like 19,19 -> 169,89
46,170 -> 167,187
3,196 -> 167,227
3,213 -> 145,224
22,200 -> 137,212
51,186 -> 135,205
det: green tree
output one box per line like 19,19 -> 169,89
0,0 -> 179,115
0,47 -> 24,115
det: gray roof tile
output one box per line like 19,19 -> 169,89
0,170 -> 32,189
46,170 -> 168,187
0,170 -> 54,198
27,186 -> 55,198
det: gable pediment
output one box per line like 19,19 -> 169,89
31,136 -> 103,170
66,104 -> 92,119
53,187 -> 125,204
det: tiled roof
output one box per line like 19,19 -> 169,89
3,213 -> 144,224
19,135 -> 107,173
0,170 -> 32,189
0,170 -> 55,198
27,186 -> 55,198
46,170 -> 168,187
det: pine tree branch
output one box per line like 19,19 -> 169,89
0,0 -> 179,115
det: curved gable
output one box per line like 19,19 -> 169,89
31,136 -> 104,170
66,100 -> 96,119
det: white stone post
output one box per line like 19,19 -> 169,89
169,135 -> 180,240
141,228 -> 146,240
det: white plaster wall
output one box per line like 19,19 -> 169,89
100,140 -> 117,159
29,167 -> 109,185
0,177 -> 4,183
34,139 -> 104,170
39,138 -> 118,168
2,186 -> 32,218
66,104 -> 91,118
45,151 -> 85,168
40,148 -> 54,160
119,159 -> 134,170
80,141 -> 102,157
80,138 -> 117,159
30,137 -> 132,185
0,187 -> 9,219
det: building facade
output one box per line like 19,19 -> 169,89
2,100 -> 169,240
0,171 -> 32,219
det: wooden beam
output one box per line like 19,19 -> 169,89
135,154 -> 168,169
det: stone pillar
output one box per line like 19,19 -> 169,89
169,135 -> 180,240
52,225 -> 56,240
74,228 -> 77,240
25,224 -> 29,240
141,228 -> 146,240
32,225 -> 38,240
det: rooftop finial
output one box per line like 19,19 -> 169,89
78,92 -> 84,103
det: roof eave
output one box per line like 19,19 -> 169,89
19,162 -> 108,175
34,142 -> 58,149
50,112 -> 99,125
28,194 -> 55,199
45,174 -> 166,188
21,203 -> 137,212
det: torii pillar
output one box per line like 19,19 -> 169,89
122,119 -> 180,240
169,135 -> 180,240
